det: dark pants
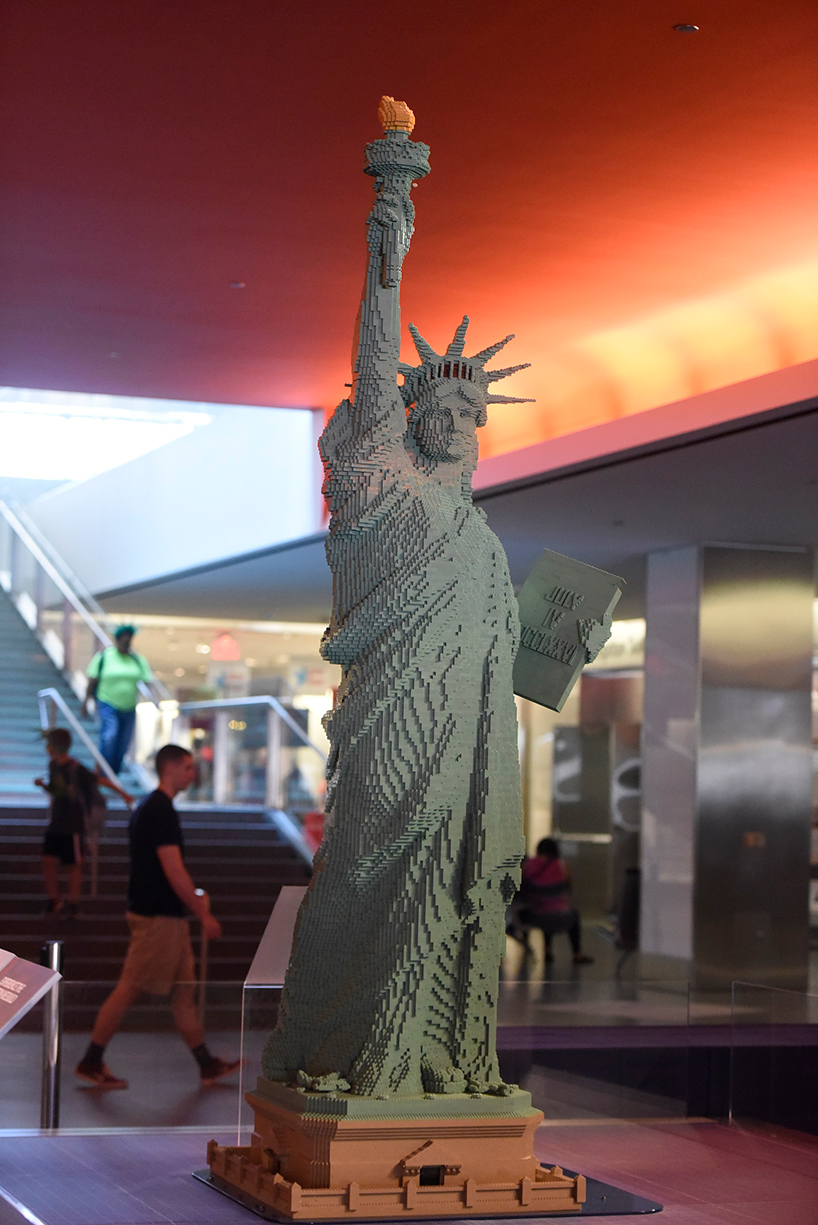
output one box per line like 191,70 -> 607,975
98,701 -> 136,773
527,907 -> 583,956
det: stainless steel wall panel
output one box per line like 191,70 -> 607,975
642,544 -> 814,990
695,546 -> 813,991
641,547 -> 700,961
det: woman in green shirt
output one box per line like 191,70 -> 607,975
82,625 -> 155,774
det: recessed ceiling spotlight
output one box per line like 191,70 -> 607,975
230,281 -> 246,289
673,23 -> 699,32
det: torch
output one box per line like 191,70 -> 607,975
364,97 -> 431,287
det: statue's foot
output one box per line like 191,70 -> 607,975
296,1069 -> 351,1093
466,1078 -> 518,1097
420,1059 -> 468,1094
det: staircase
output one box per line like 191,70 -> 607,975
0,585 -> 143,800
0,805 -> 312,1025
0,514 -> 315,1027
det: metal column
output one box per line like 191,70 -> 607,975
641,544 -> 814,991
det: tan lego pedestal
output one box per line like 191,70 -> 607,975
207,1080 -> 584,1219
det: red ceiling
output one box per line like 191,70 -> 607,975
2,0 -> 818,444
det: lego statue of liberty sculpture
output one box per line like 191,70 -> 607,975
263,97 -> 533,1098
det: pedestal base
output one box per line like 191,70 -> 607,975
207,1080 -> 584,1219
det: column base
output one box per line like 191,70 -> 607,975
207,1079 -> 584,1219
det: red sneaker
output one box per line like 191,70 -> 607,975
200,1057 -> 241,1087
75,1061 -> 128,1089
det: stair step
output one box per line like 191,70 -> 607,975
0,584 -> 311,980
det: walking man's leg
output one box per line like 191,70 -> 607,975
91,981 -> 143,1047
171,982 -> 205,1049
75,980 -> 141,1089
171,977 -> 241,1086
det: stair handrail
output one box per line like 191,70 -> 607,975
0,499 -> 170,705
176,694 -> 327,760
37,687 -> 122,788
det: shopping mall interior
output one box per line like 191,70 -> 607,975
1,3 -> 817,1223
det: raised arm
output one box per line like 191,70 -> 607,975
349,97 -> 430,423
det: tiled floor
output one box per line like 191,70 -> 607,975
532,1118 -> 818,1224
0,1120 -> 815,1225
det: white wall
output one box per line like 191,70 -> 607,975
29,406 -> 322,594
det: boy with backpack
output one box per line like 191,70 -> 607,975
35,727 -> 133,918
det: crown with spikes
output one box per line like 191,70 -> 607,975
398,315 -> 533,425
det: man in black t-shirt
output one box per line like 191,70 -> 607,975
75,744 -> 240,1089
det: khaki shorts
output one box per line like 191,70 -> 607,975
119,913 -> 196,996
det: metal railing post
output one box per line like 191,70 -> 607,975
34,561 -> 45,634
39,940 -> 63,1130
212,710 -> 230,804
266,705 -> 283,810
195,889 -> 209,1021
62,597 -> 73,675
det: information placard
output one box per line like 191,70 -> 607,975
0,948 -> 61,1040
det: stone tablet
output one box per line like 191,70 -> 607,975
513,548 -> 624,711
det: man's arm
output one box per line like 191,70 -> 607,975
95,773 -> 133,806
156,844 -> 222,939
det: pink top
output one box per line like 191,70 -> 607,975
521,856 -> 570,916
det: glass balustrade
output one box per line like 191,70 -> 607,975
1,501 -> 112,698
0,977 -> 699,1137
730,980 -> 818,1134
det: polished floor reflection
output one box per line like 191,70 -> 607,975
0,1121 -> 815,1225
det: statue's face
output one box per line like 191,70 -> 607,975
411,386 -> 482,462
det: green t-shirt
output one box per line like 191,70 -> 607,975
87,647 -> 153,712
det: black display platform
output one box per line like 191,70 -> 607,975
193,1167 -> 662,1218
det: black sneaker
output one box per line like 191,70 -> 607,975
199,1057 -> 241,1087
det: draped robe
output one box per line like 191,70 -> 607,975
262,383 -> 524,1097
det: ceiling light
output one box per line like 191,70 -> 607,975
673,23 -> 699,32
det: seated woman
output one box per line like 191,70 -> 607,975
520,837 -> 593,966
